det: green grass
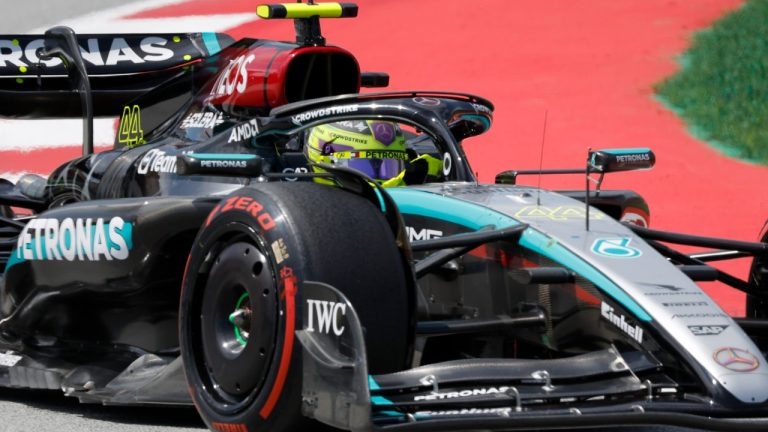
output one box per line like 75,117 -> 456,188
655,0 -> 768,164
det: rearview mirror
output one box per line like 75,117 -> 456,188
588,148 -> 655,173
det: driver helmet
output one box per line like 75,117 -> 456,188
304,120 -> 408,186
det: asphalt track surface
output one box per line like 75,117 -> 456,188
0,0 -> 763,431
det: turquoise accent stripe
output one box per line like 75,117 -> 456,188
371,396 -> 393,406
368,375 -> 381,390
191,153 -> 257,161
4,248 -> 22,272
373,188 -> 386,212
600,148 -> 651,155
202,32 -> 222,55
368,375 -> 394,406
459,114 -> 491,131
388,188 -> 517,230
387,189 -> 651,322
519,229 -> 650,321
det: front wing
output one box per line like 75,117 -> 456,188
299,282 -> 768,432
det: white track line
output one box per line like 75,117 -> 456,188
42,14 -> 255,34
0,119 -> 117,151
31,0 -> 208,33
30,0 -> 256,34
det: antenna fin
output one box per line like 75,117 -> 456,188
536,109 -> 548,206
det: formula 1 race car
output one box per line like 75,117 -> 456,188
1,3 -> 768,431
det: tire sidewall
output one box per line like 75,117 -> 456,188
181,183 -> 412,432
180,189 -> 308,432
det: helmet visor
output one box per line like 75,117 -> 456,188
332,150 -> 407,180
346,158 -> 404,180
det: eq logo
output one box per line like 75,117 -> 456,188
689,325 -> 728,336
713,347 -> 760,372
306,299 -> 347,336
592,237 -> 642,259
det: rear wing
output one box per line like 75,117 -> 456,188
0,32 -> 233,118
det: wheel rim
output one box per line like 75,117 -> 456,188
198,238 -> 278,404
230,292 -> 251,348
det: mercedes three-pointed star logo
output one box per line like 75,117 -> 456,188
713,347 -> 760,372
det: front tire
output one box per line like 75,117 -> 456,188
180,183 -> 411,431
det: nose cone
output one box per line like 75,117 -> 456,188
718,373 -> 768,404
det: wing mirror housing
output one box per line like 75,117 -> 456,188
588,148 -> 655,173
